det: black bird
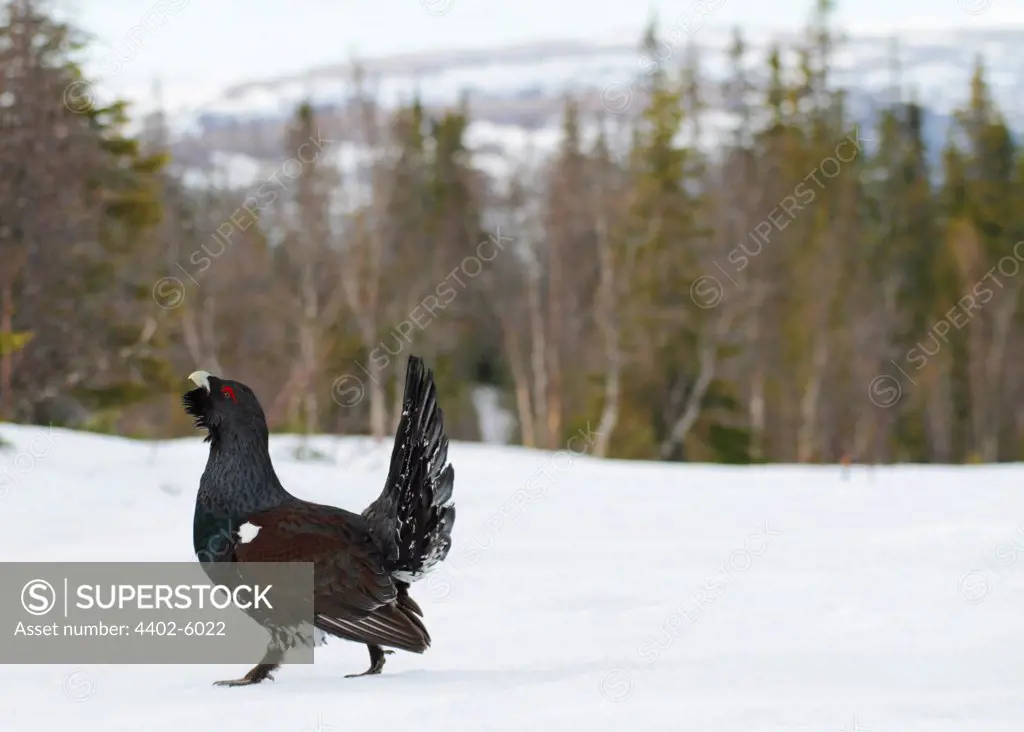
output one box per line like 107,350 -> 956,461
183,355 -> 455,686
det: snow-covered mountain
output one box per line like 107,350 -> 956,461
136,26 -> 1024,186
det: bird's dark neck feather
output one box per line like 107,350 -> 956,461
198,427 -> 291,516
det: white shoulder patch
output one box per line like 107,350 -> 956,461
237,522 -> 261,544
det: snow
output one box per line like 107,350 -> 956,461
2,422 -> 1024,729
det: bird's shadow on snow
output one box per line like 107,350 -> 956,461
194,661 -> 608,694
365,661 -> 607,689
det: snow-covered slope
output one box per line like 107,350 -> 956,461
115,27 -> 1024,190
2,423 -> 1023,730
143,28 -> 1024,127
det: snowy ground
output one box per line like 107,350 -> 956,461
1,422 -> 1023,730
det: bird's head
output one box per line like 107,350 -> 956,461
182,370 -> 268,444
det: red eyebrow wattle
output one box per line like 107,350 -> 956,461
221,386 -> 236,402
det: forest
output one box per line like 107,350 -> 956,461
1,0 -> 1022,464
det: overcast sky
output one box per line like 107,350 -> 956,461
54,0 -> 1024,103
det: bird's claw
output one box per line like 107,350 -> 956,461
213,673 -> 274,687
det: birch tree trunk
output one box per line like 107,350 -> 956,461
593,195 -> 621,458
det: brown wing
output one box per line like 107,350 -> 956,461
233,501 -> 430,653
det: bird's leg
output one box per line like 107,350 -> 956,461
345,644 -> 393,678
214,647 -> 283,687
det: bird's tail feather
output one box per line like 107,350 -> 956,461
362,355 -> 456,584
315,602 -> 430,654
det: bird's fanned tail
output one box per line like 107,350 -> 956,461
362,355 -> 456,584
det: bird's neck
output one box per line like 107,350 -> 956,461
198,429 -> 291,516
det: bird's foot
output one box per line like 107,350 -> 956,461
345,650 -> 393,678
213,676 -> 270,687
213,664 -> 277,687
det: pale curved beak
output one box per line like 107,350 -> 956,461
188,370 -> 212,392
